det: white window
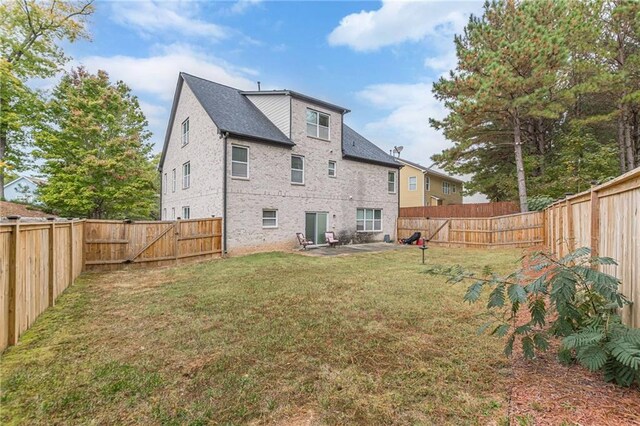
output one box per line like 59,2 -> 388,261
306,109 -> 330,140
453,184 -> 457,193
291,155 -> 304,184
182,162 -> 190,189
443,181 -> 452,194
408,176 -> 417,191
171,207 -> 175,219
262,209 -> 278,228
425,176 -> 431,191
163,173 -> 167,194
328,160 -> 336,177
163,208 -> 166,219
388,171 -> 396,193
181,118 -> 189,146
357,208 -> 382,232
231,145 -> 249,178
172,169 -> 176,192
182,206 -> 190,219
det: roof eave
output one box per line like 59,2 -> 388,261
225,130 -> 295,147
343,154 -> 401,168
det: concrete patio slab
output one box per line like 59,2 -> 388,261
300,242 -> 414,257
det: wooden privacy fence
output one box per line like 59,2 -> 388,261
1,220 -> 84,352
545,167 -> 639,328
399,201 -> 519,218
0,217 -> 222,351
397,211 -> 544,249
84,218 -> 222,271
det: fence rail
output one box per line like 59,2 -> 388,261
399,201 -> 519,218
545,167 -> 639,328
397,211 -> 544,249
0,217 -> 222,351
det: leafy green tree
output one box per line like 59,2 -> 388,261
426,248 -> 640,387
0,0 -> 93,199
36,68 -> 158,219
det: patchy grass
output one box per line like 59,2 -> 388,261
1,247 -> 521,425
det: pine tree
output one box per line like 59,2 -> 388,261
35,68 -> 158,219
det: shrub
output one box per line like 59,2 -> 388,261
527,195 -> 555,211
425,247 -> 640,387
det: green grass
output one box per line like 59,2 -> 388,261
1,247 -> 521,425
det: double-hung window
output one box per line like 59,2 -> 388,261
262,209 -> 278,228
408,176 -> 417,191
443,181 -> 451,194
172,169 -> 176,192
182,206 -> 190,219
328,160 -> 337,177
181,118 -> 189,146
182,162 -> 190,189
291,155 -> 304,184
231,145 -> 249,178
388,171 -> 396,193
425,176 -> 431,191
306,109 -> 330,140
171,207 -> 175,219
357,208 -> 382,232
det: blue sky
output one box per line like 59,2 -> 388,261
57,0 -> 483,190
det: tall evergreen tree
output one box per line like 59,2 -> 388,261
0,0 -> 93,199
35,68 -> 158,219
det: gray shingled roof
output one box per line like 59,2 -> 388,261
342,125 -> 400,168
181,73 -> 293,146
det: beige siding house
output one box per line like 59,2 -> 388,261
396,159 -> 463,207
159,73 -> 400,253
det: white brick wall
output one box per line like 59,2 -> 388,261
160,83 -> 224,220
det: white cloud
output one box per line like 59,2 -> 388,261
328,0 -> 479,52
110,0 -> 227,39
230,0 -> 263,15
79,44 -> 256,101
424,50 -> 457,74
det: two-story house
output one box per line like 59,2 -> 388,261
159,73 -> 400,253
396,158 -> 463,207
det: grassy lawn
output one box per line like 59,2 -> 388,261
1,247 -> 521,425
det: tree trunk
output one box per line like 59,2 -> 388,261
0,124 -> 6,200
617,109 -> 627,173
513,111 -> 528,212
625,117 -> 635,170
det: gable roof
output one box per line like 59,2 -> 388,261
4,176 -> 46,188
159,73 -> 293,168
396,158 -> 464,183
342,125 -> 400,168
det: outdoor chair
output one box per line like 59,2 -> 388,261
325,231 -> 339,248
296,233 -> 314,250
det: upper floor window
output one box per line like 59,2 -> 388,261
262,209 -> 278,228
181,118 -> 189,146
291,155 -> 304,184
231,145 -> 249,178
453,184 -> 457,193
172,169 -> 176,192
306,109 -> 330,140
443,181 -> 452,194
328,160 -> 337,177
408,176 -> 417,191
182,206 -> 190,219
182,162 -> 191,189
425,176 -> 431,191
388,171 -> 396,193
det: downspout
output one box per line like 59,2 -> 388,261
158,168 -> 163,219
222,131 -> 229,255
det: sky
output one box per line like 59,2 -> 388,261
51,0 -> 486,199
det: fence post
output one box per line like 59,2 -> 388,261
590,190 -> 600,259
174,219 -> 181,259
69,222 -> 75,285
566,200 -> 575,252
8,222 -> 19,346
49,222 -> 56,307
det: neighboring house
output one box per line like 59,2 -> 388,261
159,72 -> 400,253
396,159 -> 463,207
3,176 -> 45,204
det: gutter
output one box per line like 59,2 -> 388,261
222,131 -> 229,255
